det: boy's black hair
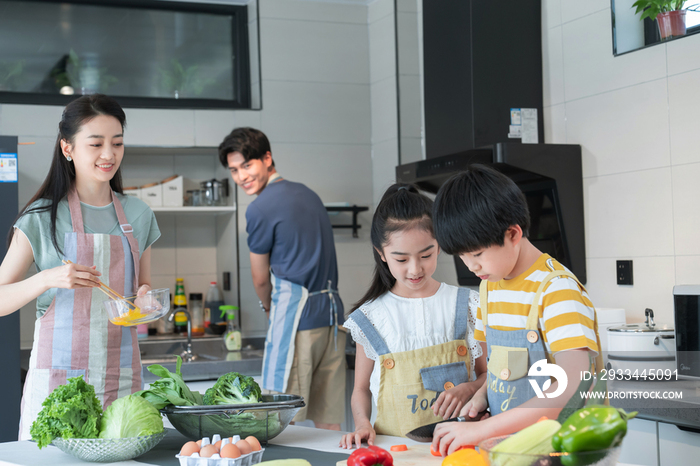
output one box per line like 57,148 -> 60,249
218,127 -> 275,168
433,164 -> 530,255
349,183 -> 434,314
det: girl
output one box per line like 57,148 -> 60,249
0,94 -> 160,439
339,184 -> 486,448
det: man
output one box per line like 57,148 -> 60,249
218,127 -> 346,430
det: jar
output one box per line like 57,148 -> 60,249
200,179 -> 227,206
190,292 -> 204,336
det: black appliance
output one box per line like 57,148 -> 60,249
396,143 -> 585,287
0,135 -> 21,441
673,285 -> 700,380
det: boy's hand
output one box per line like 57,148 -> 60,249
339,422 -> 376,449
459,390 -> 489,419
432,382 -> 474,419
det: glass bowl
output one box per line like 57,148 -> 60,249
161,394 -> 305,443
103,287 -> 170,326
478,435 -> 622,466
52,432 -> 167,462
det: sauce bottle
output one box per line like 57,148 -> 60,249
173,278 -> 188,334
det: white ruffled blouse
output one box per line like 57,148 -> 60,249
344,283 -> 482,407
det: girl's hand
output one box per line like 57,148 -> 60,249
459,390 -> 489,419
339,422 -> 376,449
43,263 -> 101,290
432,421 -> 484,457
136,284 -> 151,297
432,382 -> 476,419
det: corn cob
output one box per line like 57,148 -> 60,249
490,419 -> 562,466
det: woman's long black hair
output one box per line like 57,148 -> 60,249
349,183 -> 435,314
7,94 -> 126,255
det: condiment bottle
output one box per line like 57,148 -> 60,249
204,282 -> 225,328
173,278 -> 188,334
220,305 -> 241,351
189,293 -> 204,336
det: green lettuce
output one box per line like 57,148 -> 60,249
99,394 -> 164,438
30,376 -> 103,449
134,356 -> 203,409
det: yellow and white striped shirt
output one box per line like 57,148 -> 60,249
474,254 -> 599,354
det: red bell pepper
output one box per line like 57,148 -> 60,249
347,445 -> 394,466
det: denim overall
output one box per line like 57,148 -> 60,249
349,287 -> 475,437
481,268 -> 603,416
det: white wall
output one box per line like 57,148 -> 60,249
542,0 -> 700,325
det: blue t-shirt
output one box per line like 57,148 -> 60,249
246,179 -> 344,330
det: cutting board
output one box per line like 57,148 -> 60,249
336,444 -> 443,465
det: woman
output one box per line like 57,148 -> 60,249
0,94 -> 160,439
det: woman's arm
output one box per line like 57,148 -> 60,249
0,228 -> 101,316
136,247 -> 152,295
340,343 -> 376,449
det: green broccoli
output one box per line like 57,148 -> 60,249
203,372 -> 262,405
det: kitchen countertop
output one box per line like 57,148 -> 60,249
608,378 -> 700,430
0,426 -> 644,466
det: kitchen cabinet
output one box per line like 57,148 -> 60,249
658,421 -> 700,466
619,418 -> 659,466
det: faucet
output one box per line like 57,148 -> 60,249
168,308 -> 197,362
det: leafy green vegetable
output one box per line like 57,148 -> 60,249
134,356 -> 203,409
203,372 -> 262,405
99,394 -> 164,438
30,376 -> 103,449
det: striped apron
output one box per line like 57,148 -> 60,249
18,188 -> 143,440
260,274 -> 341,393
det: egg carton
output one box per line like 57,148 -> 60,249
175,448 -> 265,466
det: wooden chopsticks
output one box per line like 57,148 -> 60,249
62,259 -> 126,302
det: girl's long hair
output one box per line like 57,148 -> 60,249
7,94 -> 126,254
349,183 -> 435,314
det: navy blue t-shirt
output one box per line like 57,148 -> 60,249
246,179 -> 344,330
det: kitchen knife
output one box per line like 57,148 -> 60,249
405,411 -> 488,442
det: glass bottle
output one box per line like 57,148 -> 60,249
204,282 -> 225,327
220,305 -> 241,351
173,278 -> 188,334
190,292 -> 204,336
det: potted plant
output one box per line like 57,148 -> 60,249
632,1 -> 699,39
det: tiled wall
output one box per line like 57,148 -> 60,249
542,0 -> 700,325
1,0 -> 378,346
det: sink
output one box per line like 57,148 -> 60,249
137,335 -> 265,383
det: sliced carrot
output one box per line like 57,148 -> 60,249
390,444 -> 408,452
430,444 -> 441,456
537,416 -> 549,423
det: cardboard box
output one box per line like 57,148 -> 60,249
161,175 -> 183,207
123,186 -> 141,200
140,182 -> 162,207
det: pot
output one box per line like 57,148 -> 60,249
607,308 -> 675,376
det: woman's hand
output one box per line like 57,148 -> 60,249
136,284 -> 151,296
459,390 -> 489,419
42,263 -> 101,290
339,422 -> 376,449
432,382 -> 478,420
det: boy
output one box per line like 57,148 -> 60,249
430,165 -> 601,455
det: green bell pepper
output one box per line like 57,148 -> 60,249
552,406 -> 637,453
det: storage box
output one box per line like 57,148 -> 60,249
123,186 -> 141,200
162,175 -> 184,207
140,182 -> 162,207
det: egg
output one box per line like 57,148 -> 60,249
199,444 -> 218,458
245,436 -> 262,451
214,440 -> 222,450
180,441 -> 200,456
196,439 -> 202,447
236,439 -> 252,455
220,443 -> 242,459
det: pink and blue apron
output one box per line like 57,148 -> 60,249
18,188 -> 142,439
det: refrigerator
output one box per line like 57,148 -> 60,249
0,135 -> 21,441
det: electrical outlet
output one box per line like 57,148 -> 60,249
617,260 -> 633,285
